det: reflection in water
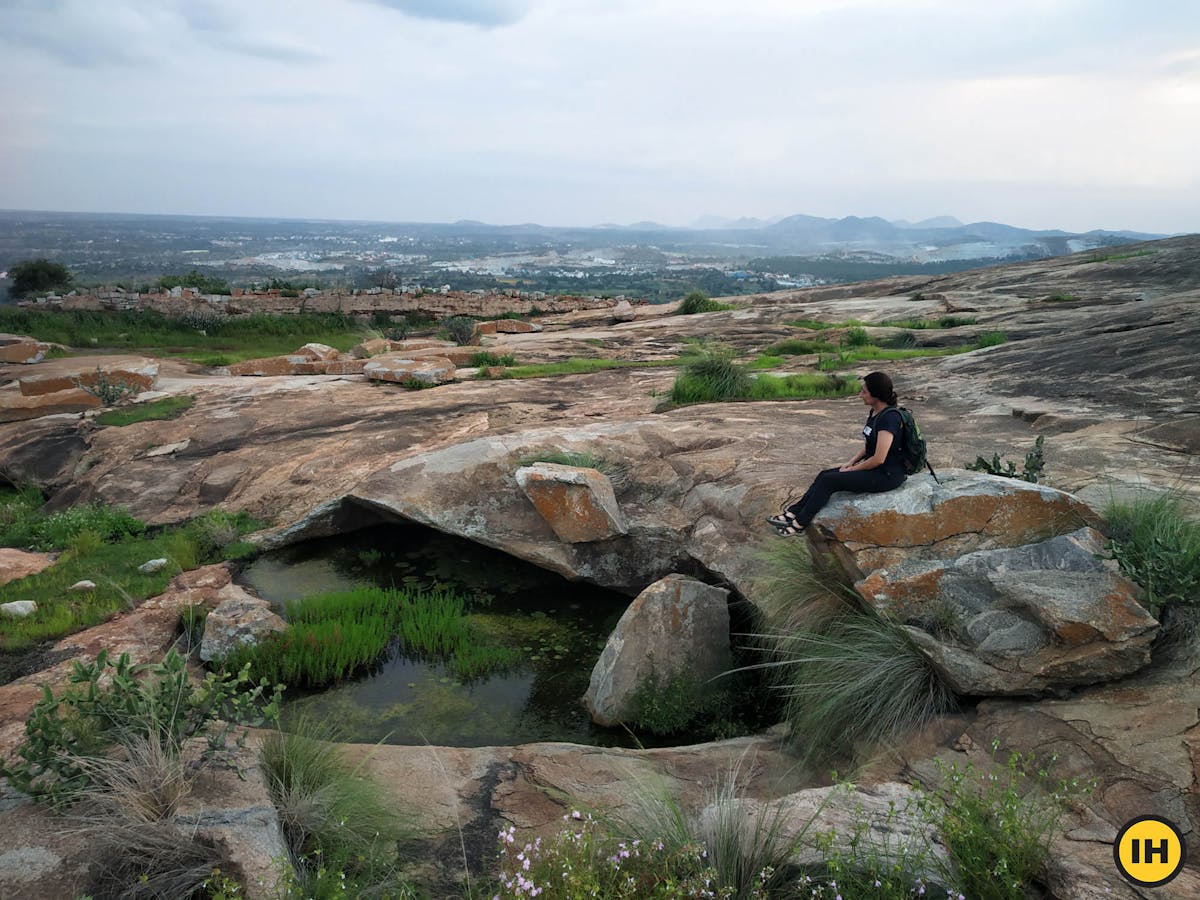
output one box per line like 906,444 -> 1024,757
240,524 -> 630,746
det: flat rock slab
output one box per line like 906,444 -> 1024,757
0,341 -> 51,364
363,353 -> 456,385
18,358 -> 159,397
0,548 -> 55,587
0,386 -> 101,423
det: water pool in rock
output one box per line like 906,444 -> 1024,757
239,523 -> 636,747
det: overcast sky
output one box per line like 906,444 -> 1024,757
2,0 -> 1198,233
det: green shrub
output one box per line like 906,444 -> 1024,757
624,661 -> 732,738
0,649 -> 280,805
64,528 -> 104,559
842,326 -> 871,347
442,315 -> 478,345
668,350 -> 751,404
96,395 -> 194,426
975,331 -> 1007,347
1105,492 -> 1200,614
29,502 -> 145,550
751,545 -> 954,765
1042,294 -> 1079,302
918,750 -> 1082,900
677,289 -> 731,315
468,351 -> 517,367
964,435 -> 1044,483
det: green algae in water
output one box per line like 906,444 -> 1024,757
239,524 -> 629,746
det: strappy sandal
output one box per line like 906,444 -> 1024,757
773,522 -> 806,536
766,512 -> 799,529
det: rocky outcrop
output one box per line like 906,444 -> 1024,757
813,473 -> 1157,695
198,585 -> 286,662
225,355 -> 329,376
515,462 -> 627,543
583,574 -> 731,726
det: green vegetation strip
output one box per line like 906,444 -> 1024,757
1105,492 -> 1200,615
0,308 -> 377,365
668,352 -> 858,405
0,493 -> 259,653
485,356 -> 691,379
220,585 -> 520,688
96,395 -> 195,426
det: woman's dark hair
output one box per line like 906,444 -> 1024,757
863,371 -> 898,406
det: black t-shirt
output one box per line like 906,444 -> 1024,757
863,407 -> 905,474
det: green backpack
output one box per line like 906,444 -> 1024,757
894,406 -> 939,482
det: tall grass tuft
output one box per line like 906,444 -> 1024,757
750,544 -> 955,765
768,613 -> 956,764
518,449 -> 631,490
260,719 -> 414,899
668,350 -> 752,404
1104,491 -> 1200,614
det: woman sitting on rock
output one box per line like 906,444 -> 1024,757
768,371 -> 907,535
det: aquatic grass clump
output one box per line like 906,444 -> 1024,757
1105,491 -> 1200,614
222,586 -> 521,688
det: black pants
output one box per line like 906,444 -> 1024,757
785,467 -> 905,526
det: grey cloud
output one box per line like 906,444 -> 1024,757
219,36 -> 325,64
361,0 -> 535,27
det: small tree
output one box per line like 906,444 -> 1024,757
8,258 -> 73,297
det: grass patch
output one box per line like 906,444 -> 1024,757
1104,491 -> 1200,615
220,585 -> 520,688
0,500 -> 262,653
0,308 -> 377,364
747,354 -> 786,370
467,351 -> 517,367
625,661 -> 733,739
763,338 -> 833,356
669,352 -> 856,405
95,395 -> 195,426
1042,293 -> 1080,302
975,330 -> 1007,347
486,356 -> 689,379
880,316 -> 977,329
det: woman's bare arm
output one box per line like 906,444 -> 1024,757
843,430 -> 894,472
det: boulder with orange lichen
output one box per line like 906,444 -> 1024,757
811,472 -> 1157,695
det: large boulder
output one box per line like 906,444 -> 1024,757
198,585 -> 285,662
0,549 -> 55,587
515,463 -> 627,543
810,470 -> 1097,577
583,574 -> 731,727
225,355 -> 327,376
812,472 -> 1157,695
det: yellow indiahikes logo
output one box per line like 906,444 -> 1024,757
1113,815 -> 1187,887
